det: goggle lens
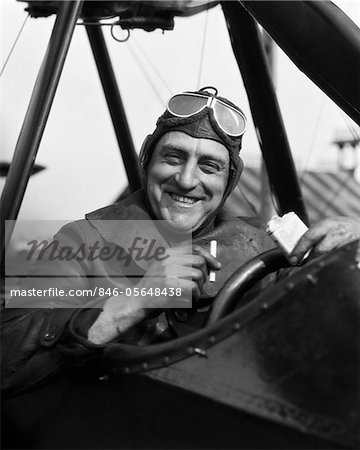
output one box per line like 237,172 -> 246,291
167,94 -> 208,116
167,93 -> 246,137
213,101 -> 246,136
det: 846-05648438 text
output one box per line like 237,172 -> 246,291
9,286 -> 183,299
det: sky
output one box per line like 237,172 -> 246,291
1,0 -> 359,226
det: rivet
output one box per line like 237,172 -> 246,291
194,347 -> 207,357
163,356 -> 170,364
262,302 -> 269,310
98,374 -> 109,382
208,336 -> 216,344
306,274 -> 317,285
174,310 -> 189,322
44,332 -> 55,340
142,362 -> 148,370
286,282 -> 295,291
233,322 -> 241,330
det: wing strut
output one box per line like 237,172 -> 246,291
222,1 -> 308,223
85,22 -> 142,192
239,0 -> 360,126
0,3 -> 143,260
0,0 -> 84,260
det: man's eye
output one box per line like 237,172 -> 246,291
165,153 -> 182,163
201,162 -> 220,173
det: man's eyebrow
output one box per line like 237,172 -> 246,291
160,144 -> 186,154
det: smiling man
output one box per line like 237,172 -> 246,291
87,87 -> 269,344
3,87 -> 360,395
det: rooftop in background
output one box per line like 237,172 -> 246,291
226,167 -> 360,225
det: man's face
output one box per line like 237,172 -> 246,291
146,131 -> 229,233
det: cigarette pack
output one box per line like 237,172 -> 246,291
266,212 -> 308,258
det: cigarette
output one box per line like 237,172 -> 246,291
209,240 -> 217,283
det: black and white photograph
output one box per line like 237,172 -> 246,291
1,0 -> 360,449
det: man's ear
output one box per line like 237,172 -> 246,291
139,135 -> 152,167
138,135 -> 153,187
238,157 -> 244,178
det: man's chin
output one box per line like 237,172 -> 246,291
165,222 -> 194,233
163,219 -> 200,234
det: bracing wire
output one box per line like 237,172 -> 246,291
197,8 -> 209,89
300,97 -> 327,182
126,40 -> 166,107
130,37 -> 173,95
0,13 -> 30,77
339,110 -> 360,144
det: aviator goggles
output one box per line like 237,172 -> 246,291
166,90 -> 247,137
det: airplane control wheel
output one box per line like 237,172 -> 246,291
207,248 -> 290,325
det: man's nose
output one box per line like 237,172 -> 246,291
175,162 -> 199,190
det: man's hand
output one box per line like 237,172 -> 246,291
88,244 -> 221,344
137,245 -> 221,304
290,217 -> 360,265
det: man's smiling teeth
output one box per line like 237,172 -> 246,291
169,193 -> 198,204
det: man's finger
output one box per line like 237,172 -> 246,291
290,218 -> 360,263
193,245 -> 222,270
290,233 -> 322,263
